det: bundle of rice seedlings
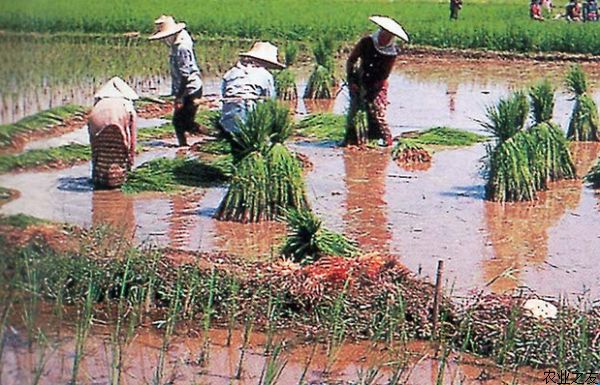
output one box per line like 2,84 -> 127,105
479,91 -> 528,143
565,65 -> 600,141
529,79 -> 555,125
215,101 -> 309,222
584,158 -> 600,188
303,37 -> 336,99
274,69 -> 298,100
284,42 -> 299,66
345,108 -> 369,146
391,139 -> 431,164
281,208 -> 358,264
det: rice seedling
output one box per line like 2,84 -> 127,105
295,113 -> 345,142
71,276 -> 97,385
303,37 -> 336,99
479,91 -> 528,143
153,275 -> 182,385
259,341 -> 288,385
235,311 -> 255,380
280,208 -> 358,264
584,157 -> 600,188
565,65 -> 600,141
324,276 -> 350,375
356,364 -> 382,385
274,69 -> 298,101
283,42 -> 299,66
0,143 -> 91,174
226,278 -> 240,347
215,101 -> 309,222
391,139 -> 431,165
198,267 -> 217,367
297,343 -> 317,385
344,77 -> 369,146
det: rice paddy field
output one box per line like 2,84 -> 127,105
2,1 -> 600,384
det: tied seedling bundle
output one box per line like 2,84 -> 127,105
215,101 -> 309,222
303,37 -> 337,99
565,65 -> 600,141
391,139 -> 431,165
344,67 -> 369,146
483,82 -> 575,202
280,208 -> 358,264
274,43 -> 299,101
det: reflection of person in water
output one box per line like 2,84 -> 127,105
91,190 -> 136,241
343,148 -> 391,253
446,81 -> 458,113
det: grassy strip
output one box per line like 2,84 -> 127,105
136,124 -> 174,142
295,113 -> 345,142
0,144 -> 90,174
121,156 -> 231,194
0,105 -> 86,147
4,1 -> 600,54
408,127 -> 488,147
0,214 -> 47,228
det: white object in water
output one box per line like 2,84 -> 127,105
523,299 -> 558,320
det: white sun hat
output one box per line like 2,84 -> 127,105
94,77 -> 139,101
523,298 -> 558,320
369,15 -> 410,43
240,42 -> 286,69
148,15 -> 186,40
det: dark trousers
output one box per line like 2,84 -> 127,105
173,89 -> 202,146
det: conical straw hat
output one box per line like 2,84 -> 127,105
148,15 -> 186,40
369,16 -> 410,43
94,77 -> 139,101
240,42 -> 285,69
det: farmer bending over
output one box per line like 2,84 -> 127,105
345,16 -> 409,147
149,15 -> 203,147
219,42 -> 284,134
88,77 -> 138,189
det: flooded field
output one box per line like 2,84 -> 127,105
2,48 -> 600,299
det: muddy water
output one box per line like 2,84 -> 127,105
1,323 -> 543,385
2,58 -> 600,299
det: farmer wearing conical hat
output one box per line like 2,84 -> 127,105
88,77 -> 138,188
346,16 -> 409,147
219,42 -> 284,134
149,15 -> 203,147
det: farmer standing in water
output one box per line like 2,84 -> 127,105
149,15 -> 203,147
88,77 -> 138,188
345,16 -> 409,147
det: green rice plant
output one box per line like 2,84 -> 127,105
356,365 -> 381,385
565,65 -> 599,141
199,267 -> 217,367
235,310 -> 255,380
297,343 -> 317,385
312,37 -> 335,71
274,69 -> 298,101
0,143 -> 91,174
259,341 -> 288,385
295,113 -> 345,142
228,102 -> 275,161
411,126 -> 488,147
153,275 -> 182,385
584,157 -> 600,188
225,278 -> 240,347
324,276 -> 350,374
345,108 -> 369,146
284,42 -> 299,66
530,79 -> 555,125
304,65 -> 336,99
266,144 -> 308,217
0,104 -> 86,148
71,276 -> 97,385
280,208 -> 358,264
527,122 -> 576,186
478,91 -> 528,143
109,254 -> 134,385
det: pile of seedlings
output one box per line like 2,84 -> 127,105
280,208 -> 358,264
482,81 -> 576,202
274,42 -> 299,101
391,139 -> 431,165
565,65 -> 599,142
303,37 -> 337,99
215,101 -> 309,222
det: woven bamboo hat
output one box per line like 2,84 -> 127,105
240,42 -> 285,69
148,15 -> 186,40
94,77 -> 139,101
369,16 -> 410,43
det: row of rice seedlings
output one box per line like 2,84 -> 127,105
565,64 -> 599,141
215,101 -> 309,222
280,208 -> 358,264
303,37 -> 337,99
483,81 -> 575,202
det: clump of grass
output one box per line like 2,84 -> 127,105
280,208 -> 358,264
584,158 -> 600,188
483,83 -> 575,202
121,156 -> 231,194
295,113 -> 345,142
215,101 -> 309,222
274,69 -> 298,101
303,37 -> 336,99
565,65 -> 599,141
0,214 -> 47,228
391,139 -> 431,165
0,143 -> 90,174
0,104 -> 86,148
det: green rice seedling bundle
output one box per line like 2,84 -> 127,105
479,91 -> 528,143
284,42 -> 299,66
565,65 -> 599,141
274,69 -> 298,100
345,106 -> 369,146
584,158 -> 600,188
391,139 -> 431,165
281,208 -> 358,264
303,37 -> 336,99
215,101 -> 309,222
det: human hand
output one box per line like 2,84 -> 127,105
174,98 -> 183,110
